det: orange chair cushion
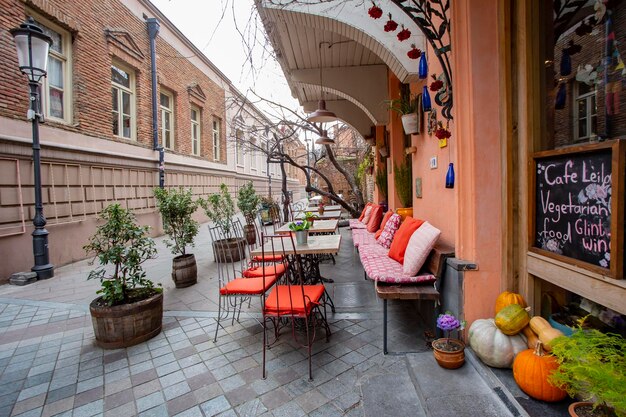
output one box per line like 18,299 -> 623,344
264,285 -> 325,315
252,254 -> 284,262
358,203 -> 372,221
366,205 -> 383,233
242,263 -> 287,278
388,217 -> 425,264
219,275 -> 277,295
375,211 -> 394,239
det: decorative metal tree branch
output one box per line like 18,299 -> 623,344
390,0 -> 453,120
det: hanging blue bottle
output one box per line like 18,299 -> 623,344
445,163 -> 455,189
422,86 -> 432,112
418,51 -> 428,79
560,50 -> 571,76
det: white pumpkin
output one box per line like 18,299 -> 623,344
468,318 -> 527,368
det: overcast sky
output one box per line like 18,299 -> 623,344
149,0 -> 301,113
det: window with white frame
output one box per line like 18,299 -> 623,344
160,90 -> 174,149
235,129 -> 244,166
250,136 -> 257,171
191,106 -> 201,156
212,119 -> 221,161
574,82 -> 597,142
33,15 -> 72,123
111,62 -> 135,139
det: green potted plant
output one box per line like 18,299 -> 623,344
549,319 -> 626,417
432,311 -> 467,369
375,165 -> 388,208
202,183 -> 245,262
288,219 -> 311,245
386,94 -> 419,135
84,204 -> 162,349
303,211 -> 318,226
237,181 -> 261,245
394,160 -> 413,220
154,187 -> 201,288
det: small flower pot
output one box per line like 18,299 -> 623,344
401,113 -> 419,135
295,230 -> 308,245
432,338 -> 465,369
318,206 -> 325,215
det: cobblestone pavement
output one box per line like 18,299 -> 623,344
0,225 -> 516,417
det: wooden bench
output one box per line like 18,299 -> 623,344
375,244 -> 455,354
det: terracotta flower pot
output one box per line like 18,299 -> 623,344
432,338 -> 465,369
568,402 -> 616,417
396,207 -> 413,221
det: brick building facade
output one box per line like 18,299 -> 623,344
0,0 -> 304,281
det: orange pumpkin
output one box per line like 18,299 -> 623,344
512,342 -> 567,402
495,291 -> 527,315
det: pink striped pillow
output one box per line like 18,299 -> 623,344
362,205 -> 373,224
376,214 -> 401,249
403,221 -> 441,276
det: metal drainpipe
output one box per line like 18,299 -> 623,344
146,17 -> 164,187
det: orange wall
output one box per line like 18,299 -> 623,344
386,72 -> 406,211
452,0 -> 505,326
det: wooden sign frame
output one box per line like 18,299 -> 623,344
529,140 -> 625,280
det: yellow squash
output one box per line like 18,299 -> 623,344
495,304 -> 530,336
529,316 -> 564,352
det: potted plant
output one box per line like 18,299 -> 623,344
394,160 -> 413,220
237,181 -> 261,245
318,201 -> 326,215
202,183 -> 246,262
83,204 -> 162,349
288,219 -> 311,245
154,187 -> 201,288
549,319 -> 626,417
375,165 -> 388,209
386,94 -> 419,135
432,311 -> 466,369
303,211 -> 318,226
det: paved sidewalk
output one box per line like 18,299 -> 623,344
0,224 -> 520,417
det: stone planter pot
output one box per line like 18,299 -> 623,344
90,291 -> 163,349
432,338 -> 465,369
401,113 -> 419,135
295,230 -> 308,245
172,253 -> 197,288
396,207 -> 413,221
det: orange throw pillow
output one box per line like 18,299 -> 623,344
366,205 -> 383,232
388,217 -> 425,264
375,211 -> 393,239
358,203 -> 371,221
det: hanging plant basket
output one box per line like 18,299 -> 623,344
401,113 -> 419,135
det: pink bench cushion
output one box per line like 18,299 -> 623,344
352,230 -> 378,248
349,219 -> 368,229
358,242 -> 390,258
361,255 -> 436,284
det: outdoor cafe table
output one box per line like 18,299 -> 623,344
250,234 -> 340,312
274,219 -> 338,235
295,210 -> 341,220
302,204 -> 341,212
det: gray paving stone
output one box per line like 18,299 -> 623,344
76,376 -> 103,394
163,381 -> 191,401
200,395 -> 231,416
45,384 -> 76,404
159,370 -> 185,388
137,390 -> 165,413
72,398 -> 104,417
172,405 -> 203,417
272,400 -> 307,417
137,403 -> 168,417
16,382 -> 49,402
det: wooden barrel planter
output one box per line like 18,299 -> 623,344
212,237 -> 246,263
243,224 -> 257,246
90,291 -> 163,349
172,253 -> 197,288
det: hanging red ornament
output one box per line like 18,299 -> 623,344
430,80 -> 444,91
384,14 -> 398,32
407,44 -> 421,59
368,2 -> 383,19
434,124 -> 451,139
397,25 -> 411,41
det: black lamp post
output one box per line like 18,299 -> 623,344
10,17 -> 54,279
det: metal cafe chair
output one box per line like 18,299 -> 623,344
209,219 -> 278,343
261,232 -> 331,381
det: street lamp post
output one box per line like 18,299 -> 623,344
10,17 -> 54,279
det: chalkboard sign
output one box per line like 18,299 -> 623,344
532,141 -> 625,279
